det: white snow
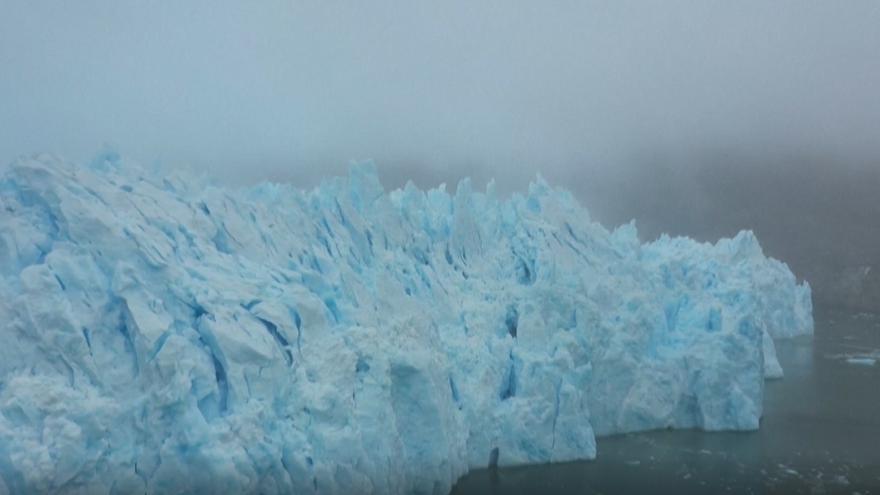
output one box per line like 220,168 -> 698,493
0,153 -> 813,494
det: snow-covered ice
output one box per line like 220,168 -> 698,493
0,153 -> 813,494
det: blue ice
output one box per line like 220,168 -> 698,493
0,154 -> 812,494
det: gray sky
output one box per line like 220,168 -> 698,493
1,1 -> 878,190
1,1 -> 880,308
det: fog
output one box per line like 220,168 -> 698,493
1,1 -> 879,309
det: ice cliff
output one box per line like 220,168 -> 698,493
0,153 -> 813,494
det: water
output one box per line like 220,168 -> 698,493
452,306 -> 880,494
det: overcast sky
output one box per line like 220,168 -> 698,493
1,1 -> 878,191
2,1 -> 880,307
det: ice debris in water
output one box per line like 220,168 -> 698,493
845,357 -> 877,366
0,154 -> 813,494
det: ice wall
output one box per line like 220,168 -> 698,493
0,154 -> 812,494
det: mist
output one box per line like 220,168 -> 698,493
2,0 -> 879,308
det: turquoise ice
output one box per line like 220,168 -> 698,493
0,154 -> 812,494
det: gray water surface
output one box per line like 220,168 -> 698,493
451,307 -> 880,494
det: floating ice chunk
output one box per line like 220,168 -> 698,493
846,357 -> 877,366
0,154 -> 813,494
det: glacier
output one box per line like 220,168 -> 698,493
0,153 -> 813,494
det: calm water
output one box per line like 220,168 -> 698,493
452,306 -> 880,494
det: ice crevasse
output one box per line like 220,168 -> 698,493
0,153 -> 812,494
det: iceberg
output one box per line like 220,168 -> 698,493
0,153 -> 812,494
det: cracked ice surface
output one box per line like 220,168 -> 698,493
0,153 -> 812,494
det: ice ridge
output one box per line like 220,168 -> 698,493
0,154 -> 812,494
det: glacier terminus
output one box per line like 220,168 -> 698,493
0,154 -> 813,494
